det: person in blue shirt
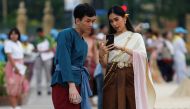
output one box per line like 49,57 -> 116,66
0,34 -> 8,62
51,3 -> 96,109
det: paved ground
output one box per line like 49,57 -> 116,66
0,69 -> 98,109
154,83 -> 190,109
0,68 -> 190,109
1,83 -> 190,109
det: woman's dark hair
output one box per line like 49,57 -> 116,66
107,5 -> 134,34
73,3 -> 96,20
8,27 -> 21,40
162,31 -> 171,39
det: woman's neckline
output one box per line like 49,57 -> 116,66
10,40 -> 18,43
115,31 -> 131,37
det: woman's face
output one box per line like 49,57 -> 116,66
10,31 -> 19,41
109,13 -> 126,34
167,32 -> 173,40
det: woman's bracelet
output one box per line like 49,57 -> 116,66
122,47 -> 132,56
121,47 -> 126,52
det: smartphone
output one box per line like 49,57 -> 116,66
106,34 -> 114,50
106,34 -> 114,46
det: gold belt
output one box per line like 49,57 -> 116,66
114,62 -> 132,69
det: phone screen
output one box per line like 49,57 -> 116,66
106,34 -> 114,51
106,34 -> 114,46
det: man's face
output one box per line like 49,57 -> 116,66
76,16 -> 96,34
38,32 -> 44,37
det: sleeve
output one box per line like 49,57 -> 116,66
56,31 -> 74,83
179,39 -> 187,53
47,35 -> 55,49
29,43 -> 35,51
133,33 -> 147,56
4,41 -> 12,54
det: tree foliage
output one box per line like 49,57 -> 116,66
0,0 -> 190,29
157,0 -> 190,19
0,0 -> 64,29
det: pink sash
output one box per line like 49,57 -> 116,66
133,50 -> 156,109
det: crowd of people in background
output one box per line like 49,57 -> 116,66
143,27 -> 189,84
0,27 -> 56,109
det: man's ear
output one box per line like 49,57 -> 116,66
75,18 -> 80,25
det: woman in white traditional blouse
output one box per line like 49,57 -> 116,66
99,6 -> 156,109
4,28 -> 29,109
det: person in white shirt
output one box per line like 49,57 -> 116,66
173,27 -> 188,83
157,31 -> 174,82
20,35 -> 34,56
4,28 -> 29,109
20,35 -> 35,81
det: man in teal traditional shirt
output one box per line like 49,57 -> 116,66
51,3 -> 96,109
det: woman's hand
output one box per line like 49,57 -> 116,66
99,42 -> 114,55
114,45 -> 124,51
98,42 -> 114,68
68,83 -> 82,104
14,67 -> 21,75
99,42 -> 108,59
114,45 -> 133,56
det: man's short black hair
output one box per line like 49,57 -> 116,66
73,3 -> 96,20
